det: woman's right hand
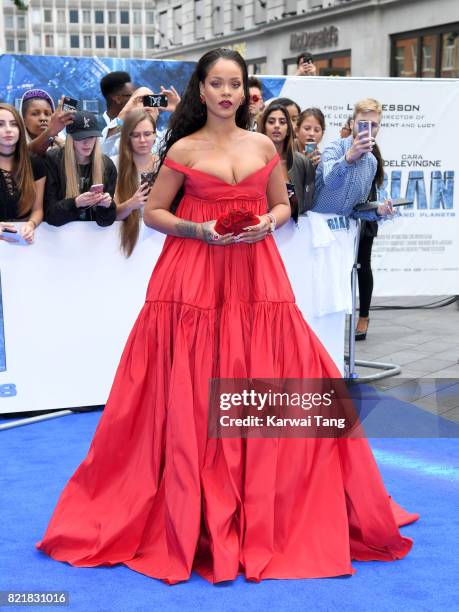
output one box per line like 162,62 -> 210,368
75,191 -> 102,208
48,96 -> 76,137
128,183 -> 151,211
199,220 -> 234,245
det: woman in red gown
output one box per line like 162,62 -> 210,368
36,48 -> 418,584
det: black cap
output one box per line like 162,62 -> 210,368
66,111 -> 102,141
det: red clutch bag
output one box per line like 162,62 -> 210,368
214,209 -> 260,236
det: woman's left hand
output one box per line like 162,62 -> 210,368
20,221 -> 35,244
376,199 -> 394,216
96,193 -> 113,208
309,149 -> 321,167
234,215 -> 271,244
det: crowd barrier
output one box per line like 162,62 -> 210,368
0,218 -> 356,413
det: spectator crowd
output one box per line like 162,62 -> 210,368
0,52 -> 394,340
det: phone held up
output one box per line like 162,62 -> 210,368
142,94 -> 168,108
358,120 -> 373,138
89,184 -> 104,194
62,96 -> 78,112
304,142 -> 317,155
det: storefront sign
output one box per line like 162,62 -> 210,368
290,26 -> 339,51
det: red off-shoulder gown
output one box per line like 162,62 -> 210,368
36,154 -> 418,584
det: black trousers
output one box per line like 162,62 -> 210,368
357,233 -> 374,318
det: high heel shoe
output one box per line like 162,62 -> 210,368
355,317 -> 369,341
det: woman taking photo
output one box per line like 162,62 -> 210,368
115,109 -> 159,256
295,107 -> 326,168
37,49 -> 417,584
44,111 -> 117,227
258,101 -> 314,216
20,89 -> 74,156
0,103 -> 45,244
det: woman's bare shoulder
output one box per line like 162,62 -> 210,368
166,136 -> 205,166
242,131 -> 278,160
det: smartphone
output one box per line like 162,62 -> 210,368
358,120 -> 371,136
300,54 -> 313,65
1,227 -> 24,243
354,198 -> 414,212
62,96 -> 78,112
142,94 -> 168,108
286,182 -> 296,198
304,142 -> 317,155
140,171 -> 154,186
90,184 -> 104,194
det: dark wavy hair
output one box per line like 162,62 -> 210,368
258,102 -> 295,169
155,48 -> 250,211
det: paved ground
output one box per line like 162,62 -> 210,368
350,296 -> 459,423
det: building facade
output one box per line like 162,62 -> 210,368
149,0 -> 459,78
1,0 -> 458,78
0,0 -> 156,58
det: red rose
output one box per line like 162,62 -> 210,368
214,209 -> 260,236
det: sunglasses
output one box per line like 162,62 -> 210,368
249,94 -> 262,103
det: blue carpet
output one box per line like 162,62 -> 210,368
1,400 -> 458,612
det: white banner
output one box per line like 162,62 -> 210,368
276,76 -> 459,296
0,221 -> 351,414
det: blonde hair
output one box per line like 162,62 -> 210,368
0,103 -> 36,217
64,134 -> 103,198
116,109 -> 156,257
353,98 -> 382,118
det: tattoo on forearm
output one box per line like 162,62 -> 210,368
176,221 -> 198,238
201,222 -> 214,243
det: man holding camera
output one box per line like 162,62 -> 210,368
294,52 -> 317,76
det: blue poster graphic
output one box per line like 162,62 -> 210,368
0,53 -> 196,130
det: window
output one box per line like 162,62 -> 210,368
95,35 -> 105,49
120,11 -> 129,25
441,32 -> 459,77
422,35 -> 437,77
95,10 -> 104,24
17,15 -> 26,29
108,11 -> 117,24
108,35 -> 117,49
247,58 -> 267,75
159,11 -> 168,47
45,34 -> 54,48
4,15 -> 14,28
284,0 -> 297,15
69,10 -> 79,24
146,11 -> 155,25
133,10 -> 142,25
254,0 -> 267,25
32,9 -> 41,25
70,35 -> 80,48
33,34 -> 41,49
133,35 -> 142,50
283,51 -> 351,76
173,6 -> 183,44
121,36 -> 130,49
82,10 -> 91,24
232,1 -> 244,30
17,39 -> 26,52
44,9 -> 52,23
212,1 -> 223,35
146,36 -> 155,49
391,25 -> 459,78
393,38 -> 418,77
57,34 -> 66,49
83,35 -> 92,49
57,9 -> 66,24
6,39 -> 15,52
